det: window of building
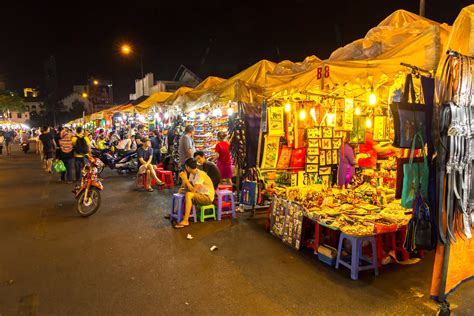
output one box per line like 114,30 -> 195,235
17,113 -> 22,119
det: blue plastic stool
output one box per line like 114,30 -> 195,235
335,233 -> 379,280
216,190 -> 236,220
170,193 -> 197,223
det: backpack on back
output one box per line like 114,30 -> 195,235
75,136 -> 88,155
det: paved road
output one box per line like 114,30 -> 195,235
0,146 -> 473,315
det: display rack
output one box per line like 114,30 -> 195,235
185,114 -> 229,158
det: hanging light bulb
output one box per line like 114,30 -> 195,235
355,107 -> 361,115
285,102 -> 291,113
200,113 -> 206,121
299,109 -> 306,121
227,108 -> 234,116
369,90 -> 377,105
190,111 -> 196,119
164,112 -> 169,119
366,117 -> 372,128
310,108 -> 316,121
327,112 -> 335,124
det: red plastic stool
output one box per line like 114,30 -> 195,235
217,184 -> 233,191
135,172 -> 157,189
158,170 -> 174,189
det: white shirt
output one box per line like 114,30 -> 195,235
189,169 -> 215,200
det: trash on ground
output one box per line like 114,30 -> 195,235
187,234 -> 193,240
210,245 -> 218,251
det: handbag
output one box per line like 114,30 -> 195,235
401,133 -> 429,208
390,74 -> 427,148
395,156 -> 425,199
53,159 -> 66,173
404,191 -> 436,252
240,169 -> 258,206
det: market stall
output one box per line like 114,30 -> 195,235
259,9 -> 453,278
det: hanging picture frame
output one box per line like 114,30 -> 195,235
326,150 -> 332,165
307,147 -> 319,156
343,98 -> 354,131
319,166 -> 331,175
322,127 -> 333,138
335,111 -> 344,131
305,164 -> 319,173
332,150 -> 339,164
308,139 -> 319,148
321,138 -> 332,150
261,136 -> 280,169
307,127 -> 321,139
268,106 -> 285,136
332,138 -> 342,149
319,152 -> 326,166
306,155 -> 318,164
350,115 -> 366,144
373,116 -> 388,141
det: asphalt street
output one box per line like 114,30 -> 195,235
0,145 -> 473,315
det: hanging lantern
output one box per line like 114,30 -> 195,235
299,109 -> 306,120
285,102 -> 291,113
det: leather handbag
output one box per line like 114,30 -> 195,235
395,156 -> 425,199
390,74 -> 427,148
401,133 -> 429,208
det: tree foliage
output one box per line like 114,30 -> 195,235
0,90 -> 27,112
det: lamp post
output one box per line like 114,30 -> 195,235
121,44 -> 146,98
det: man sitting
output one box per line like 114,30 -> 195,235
193,151 -> 221,189
174,158 -> 215,229
137,138 -> 163,192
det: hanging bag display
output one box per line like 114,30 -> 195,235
240,168 -> 258,206
401,133 -> 429,208
390,74 -> 427,148
404,191 -> 436,252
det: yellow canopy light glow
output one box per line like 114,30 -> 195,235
299,109 -> 306,120
285,102 -> 291,113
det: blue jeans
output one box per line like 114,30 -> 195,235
75,157 -> 86,181
61,158 -> 75,182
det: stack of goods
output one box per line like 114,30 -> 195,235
273,184 -> 411,237
269,197 -> 304,250
186,115 -> 229,158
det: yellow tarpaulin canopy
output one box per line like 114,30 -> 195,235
266,10 -> 450,102
135,91 -> 173,113
444,5 -> 474,56
186,60 -> 276,111
171,76 -> 225,109
164,86 -> 194,105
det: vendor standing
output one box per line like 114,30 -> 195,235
338,133 -> 356,188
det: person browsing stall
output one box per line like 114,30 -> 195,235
337,132 -> 356,188
178,125 -> 195,169
174,158 -> 215,229
213,131 -> 233,184
194,151 -> 220,189
137,138 -> 164,192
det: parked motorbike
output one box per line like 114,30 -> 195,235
21,141 -> 29,154
91,147 -> 139,175
72,155 -> 104,217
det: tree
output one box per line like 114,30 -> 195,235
0,90 -> 27,112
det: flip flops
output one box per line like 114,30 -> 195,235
173,223 -> 189,229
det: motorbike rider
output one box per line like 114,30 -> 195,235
137,137 -> 164,192
72,126 -> 92,182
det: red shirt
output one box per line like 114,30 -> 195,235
215,141 -> 232,165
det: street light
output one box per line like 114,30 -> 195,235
82,92 -> 88,98
93,79 -> 99,85
120,43 -> 145,97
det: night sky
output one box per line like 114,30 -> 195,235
0,0 -> 470,103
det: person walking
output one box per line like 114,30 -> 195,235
58,127 -> 75,183
71,126 -> 91,182
39,126 -> 56,173
4,129 -> 15,156
213,131 -> 233,184
0,130 -> 5,155
178,125 -> 195,170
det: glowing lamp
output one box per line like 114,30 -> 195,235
310,108 -> 316,121
190,111 -> 196,119
93,80 -> 99,85
369,92 -> 377,105
164,112 -> 169,119
82,92 -> 88,98
227,108 -> 234,116
366,118 -> 372,128
299,109 -> 306,121
200,113 -> 206,121
355,107 -> 361,115
285,102 -> 291,113
327,112 -> 335,124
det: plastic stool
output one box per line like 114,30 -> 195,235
336,233 -> 379,280
170,193 -> 197,223
197,204 -> 216,222
158,170 -> 174,189
216,190 -> 236,220
217,184 -> 233,191
135,173 -> 146,189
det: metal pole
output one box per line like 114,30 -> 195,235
419,0 -> 426,17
